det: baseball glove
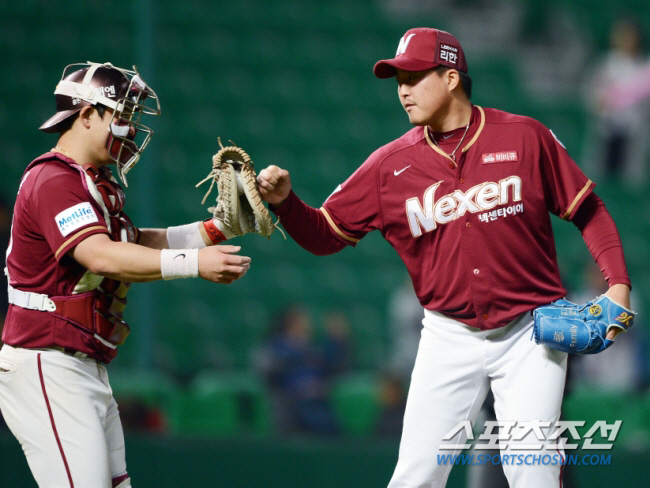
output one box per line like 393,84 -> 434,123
532,295 -> 635,354
197,139 -> 278,238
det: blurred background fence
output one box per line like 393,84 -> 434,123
1,0 -> 650,486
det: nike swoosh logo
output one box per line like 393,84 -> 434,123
174,253 -> 186,259
394,165 -> 411,176
442,134 -> 454,139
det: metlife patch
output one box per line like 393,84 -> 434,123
55,202 -> 99,237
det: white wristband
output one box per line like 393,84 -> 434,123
160,248 -> 199,280
167,222 -> 206,249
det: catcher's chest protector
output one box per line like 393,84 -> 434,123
20,156 -> 135,361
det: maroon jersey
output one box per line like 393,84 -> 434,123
3,152 -> 111,351
321,106 -> 595,329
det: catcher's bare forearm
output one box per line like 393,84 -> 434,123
138,228 -> 170,249
72,233 -> 164,282
71,233 -> 250,284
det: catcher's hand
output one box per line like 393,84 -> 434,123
197,139 -> 280,238
532,295 -> 635,354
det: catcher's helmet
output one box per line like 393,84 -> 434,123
40,62 -> 161,185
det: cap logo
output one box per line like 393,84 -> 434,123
440,43 -> 458,65
396,33 -> 416,56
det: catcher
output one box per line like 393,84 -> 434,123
0,62 -> 254,488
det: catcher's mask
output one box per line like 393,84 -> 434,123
40,61 -> 161,186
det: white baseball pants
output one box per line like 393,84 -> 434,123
0,345 -> 130,488
388,310 -> 567,488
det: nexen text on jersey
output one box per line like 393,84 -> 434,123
406,176 -> 522,237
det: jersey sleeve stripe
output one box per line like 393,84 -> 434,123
319,207 -> 360,243
54,225 -> 109,260
562,180 -> 593,220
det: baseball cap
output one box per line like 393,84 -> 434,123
373,27 -> 468,79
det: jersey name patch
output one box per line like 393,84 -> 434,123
55,202 -> 99,237
482,151 -> 518,164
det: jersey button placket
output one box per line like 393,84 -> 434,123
461,153 -> 489,326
